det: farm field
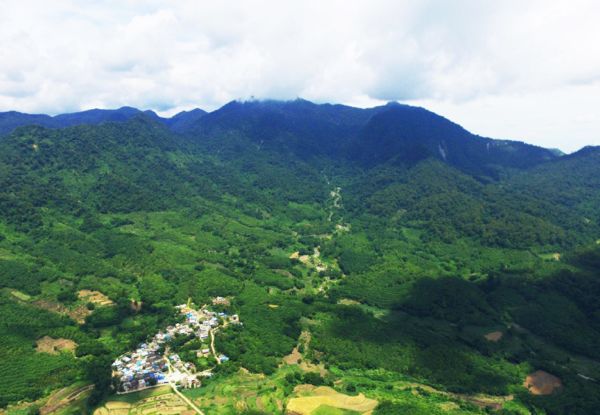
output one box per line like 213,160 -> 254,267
94,387 -> 194,415
285,385 -> 377,415
183,369 -> 286,414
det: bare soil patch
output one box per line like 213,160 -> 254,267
130,299 -> 142,312
524,370 -> 562,395
299,361 -> 328,377
484,331 -> 503,342
36,336 -> 77,355
289,251 -> 312,264
283,347 -> 302,365
299,255 -> 311,264
33,300 -> 91,324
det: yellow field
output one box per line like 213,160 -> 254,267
78,290 -> 114,306
286,386 -> 377,415
94,388 -> 192,415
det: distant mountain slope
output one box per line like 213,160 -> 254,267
164,108 -> 207,133
0,114 -> 328,230
1,99 -> 583,249
0,106 -> 211,137
502,145 -> 600,235
0,111 -> 55,135
0,107 -> 162,135
351,104 -> 558,176
186,99 -> 384,159
1,100 -> 560,178
177,100 -> 558,178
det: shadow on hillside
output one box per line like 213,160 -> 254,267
314,246 -> 600,400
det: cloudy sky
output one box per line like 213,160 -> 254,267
1,0 -> 599,152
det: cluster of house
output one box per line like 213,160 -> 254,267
111,341 -> 168,393
178,303 -> 240,348
111,322 -> 197,393
180,305 -> 218,341
111,300 -> 240,394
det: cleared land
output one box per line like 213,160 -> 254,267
78,289 -> 114,306
483,331 -> 503,342
32,299 -> 91,324
286,385 -> 377,415
36,336 -> 77,355
524,370 -> 562,395
9,289 -> 31,301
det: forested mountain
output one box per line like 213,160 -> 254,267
0,107 -> 154,135
0,106 -> 209,136
1,100 -> 599,414
164,108 -> 207,133
351,104 -> 557,175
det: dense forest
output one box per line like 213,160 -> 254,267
0,100 -> 599,414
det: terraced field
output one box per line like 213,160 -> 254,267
94,387 -> 194,415
183,370 -> 286,414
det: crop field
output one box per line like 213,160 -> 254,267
183,369 -> 286,414
286,385 -> 377,415
310,406 -> 360,415
78,290 -> 114,306
94,387 -> 193,415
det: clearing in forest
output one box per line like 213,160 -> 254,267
286,385 -> 377,415
36,336 -> 77,355
524,370 -> 562,395
483,331 -> 503,342
9,289 -> 31,301
33,299 -> 91,324
78,289 -> 114,306
283,346 -> 302,365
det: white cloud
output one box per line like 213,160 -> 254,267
0,0 -> 599,151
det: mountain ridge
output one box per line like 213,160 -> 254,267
0,99 -> 578,156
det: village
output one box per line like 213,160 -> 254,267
111,297 -> 240,394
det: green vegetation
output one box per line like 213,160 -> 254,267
0,104 -> 599,414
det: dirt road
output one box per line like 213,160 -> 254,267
165,358 -> 205,415
210,329 -> 220,365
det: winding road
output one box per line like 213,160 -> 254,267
165,357 -> 205,415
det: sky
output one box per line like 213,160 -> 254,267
1,1 -> 599,152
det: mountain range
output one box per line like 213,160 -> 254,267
0,99 -> 562,171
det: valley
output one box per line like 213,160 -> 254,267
0,100 -> 599,414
